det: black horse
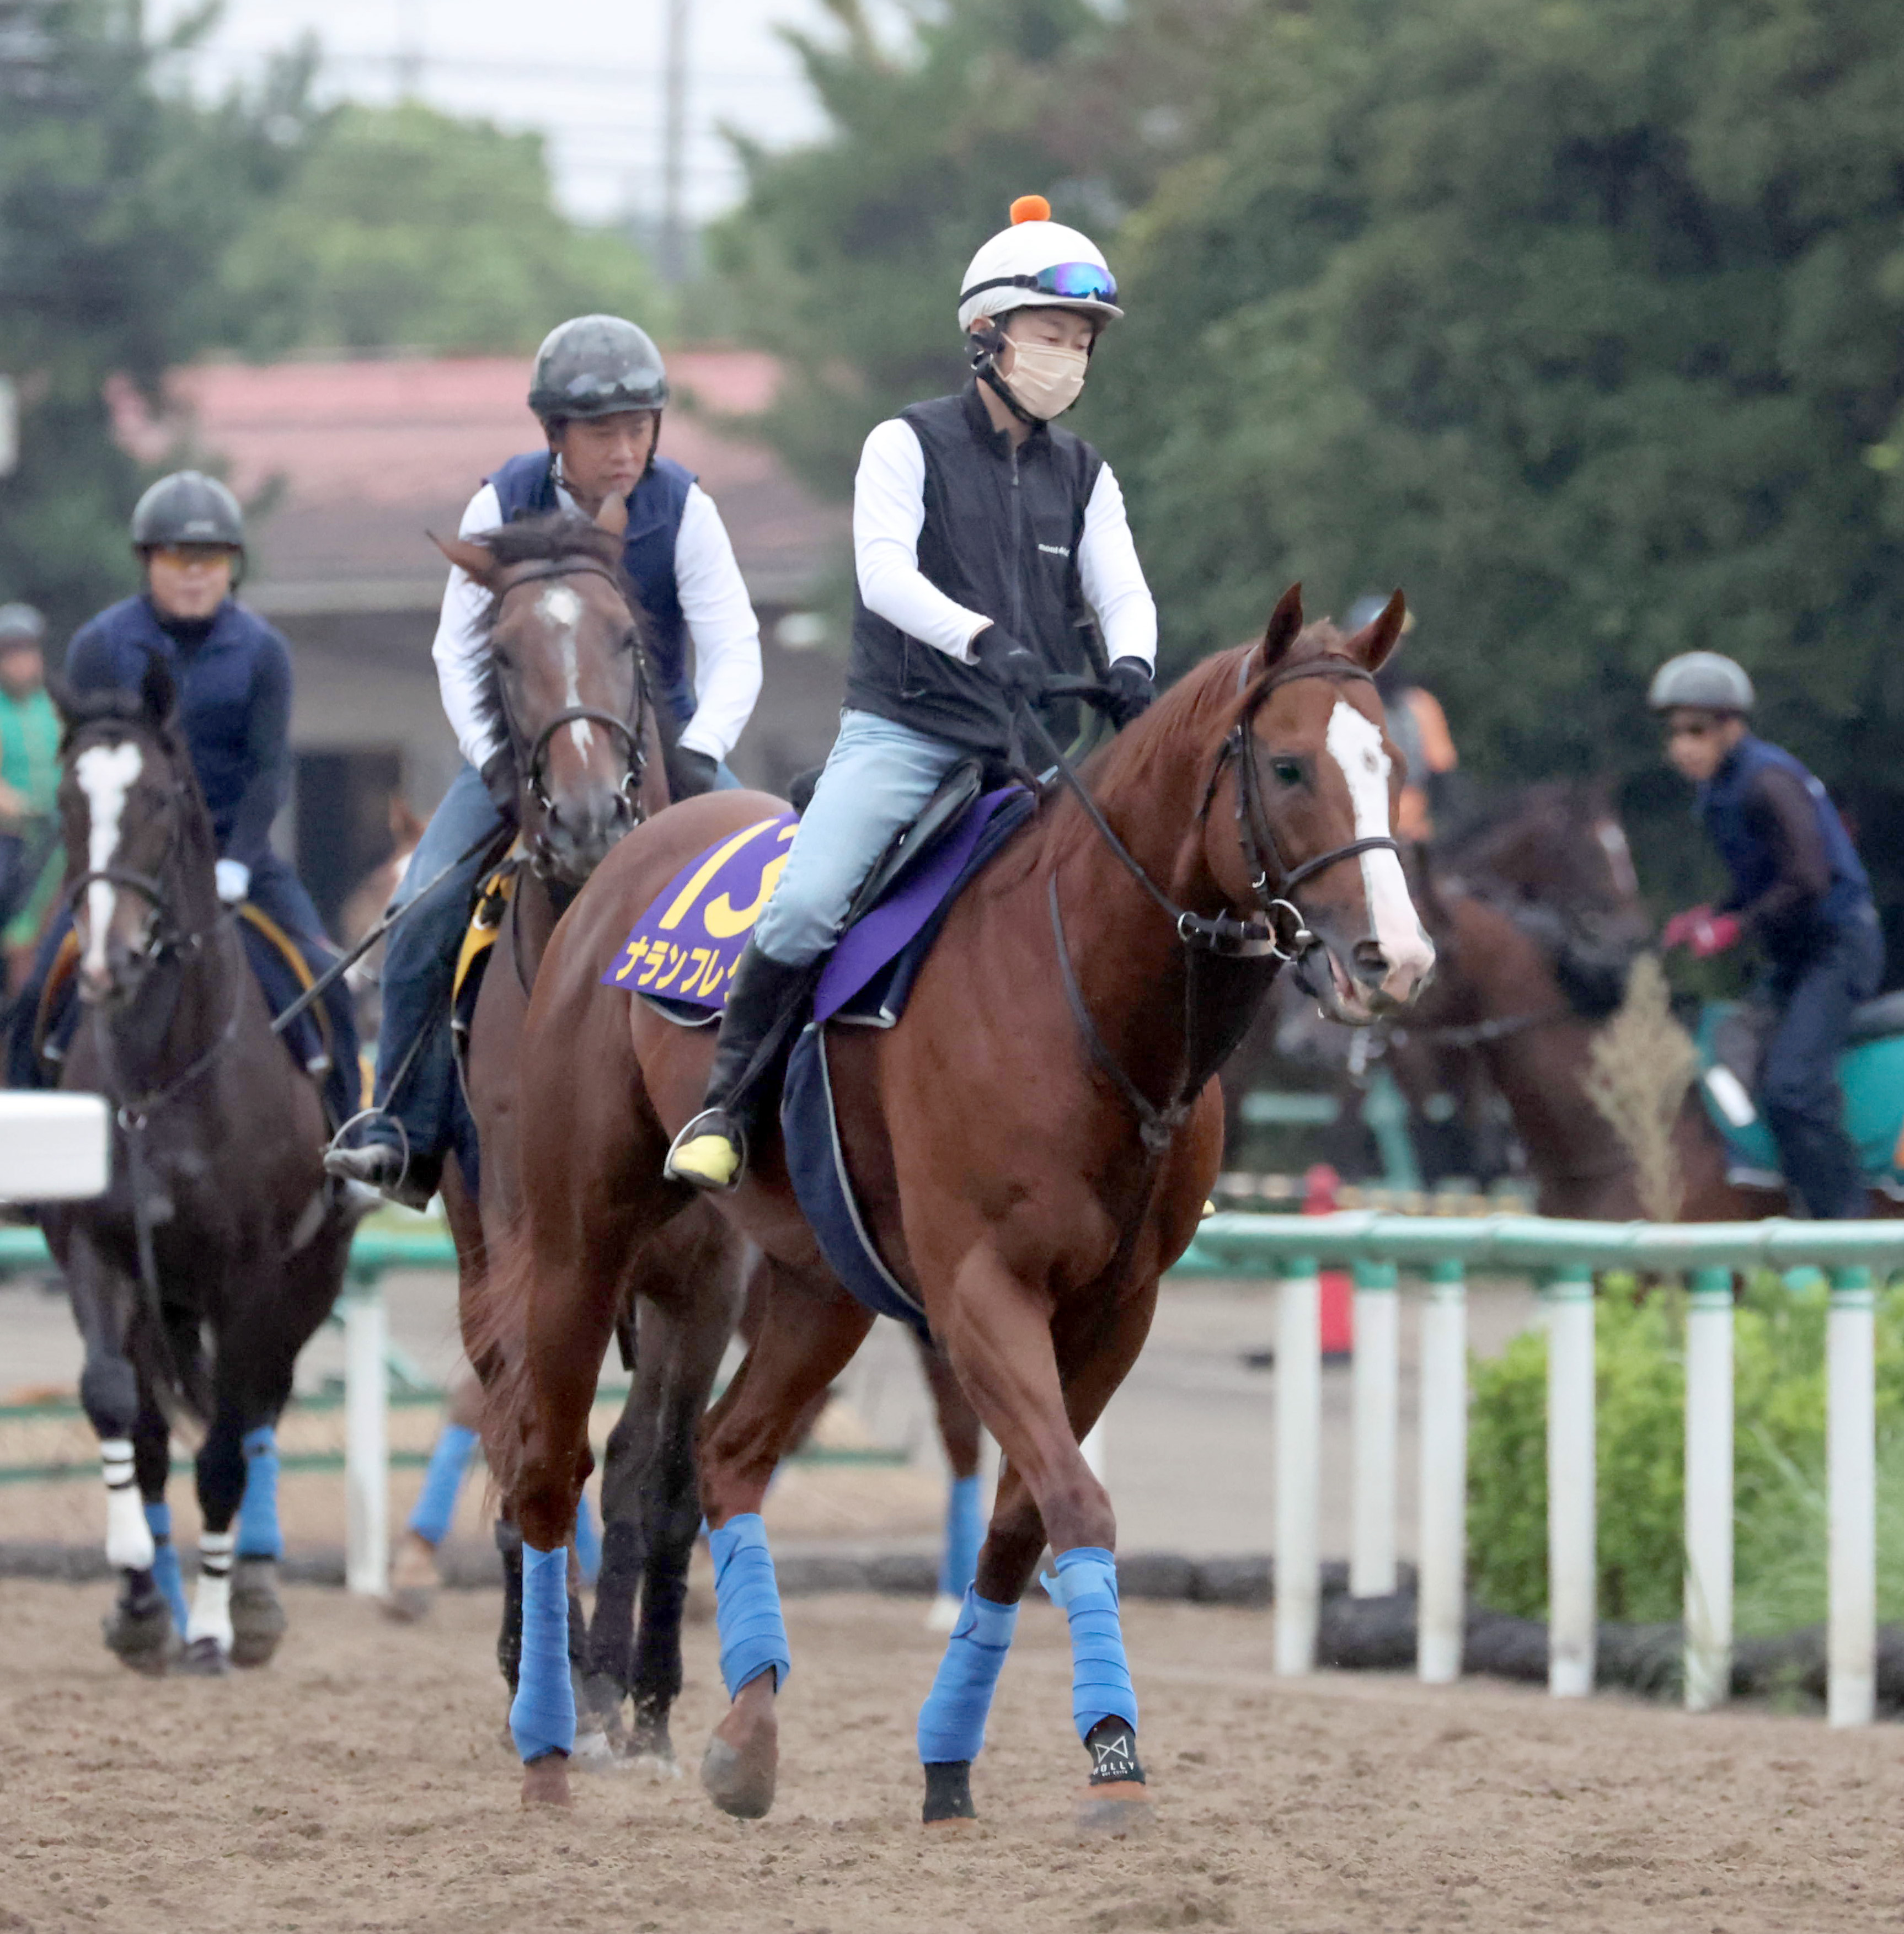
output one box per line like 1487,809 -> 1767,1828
37,658 -> 356,1672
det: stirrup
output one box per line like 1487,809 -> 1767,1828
663,1109 -> 747,1193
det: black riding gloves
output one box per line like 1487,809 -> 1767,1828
972,624 -> 1047,705
1105,657 -> 1155,730
479,748 -> 521,826
668,746 -> 720,799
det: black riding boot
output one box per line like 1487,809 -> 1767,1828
662,942 -> 810,1191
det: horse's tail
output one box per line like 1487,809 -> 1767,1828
462,1214 -> 537,1507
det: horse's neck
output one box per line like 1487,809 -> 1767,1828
1045,752 -> 1277,1113
1456,901 -> 1636,1210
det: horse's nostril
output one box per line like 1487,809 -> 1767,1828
1351,939 -> 1389,983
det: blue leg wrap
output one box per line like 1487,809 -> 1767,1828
573,1488 -> 601,1587
508,1544 -> 576,1762
145,1501 -> 189,1637
1041,1546 -> 1137,1742
938,1473 -> 983,1600
917,1588 -> 1017,1764
406,1422 -> 478,1546
709,1513 -> 790,1699
237,1426 -> 283,1561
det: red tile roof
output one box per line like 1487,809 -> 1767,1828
109,350 -> 841,612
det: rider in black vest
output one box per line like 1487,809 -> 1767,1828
6,473 -> 361,1131
665,195 -> 1161,1191
325,315 -> 764,1207
1652,651 -> 1882,1217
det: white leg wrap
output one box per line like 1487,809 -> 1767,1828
102,1440 -> 155,1571
188,1531 -> 236,1649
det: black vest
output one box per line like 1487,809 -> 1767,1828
845,384 -> 1104,753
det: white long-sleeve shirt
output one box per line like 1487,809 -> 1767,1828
432,478 -> 764,770
851,415 -> 1158,668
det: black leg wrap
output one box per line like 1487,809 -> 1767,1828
1085,1716 -> 1146,1787
922,1760 -> 976,1824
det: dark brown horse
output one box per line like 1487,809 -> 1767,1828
482,588 -> 1433,1822
40,660 -> 355,1672
428,505 -> 749,1771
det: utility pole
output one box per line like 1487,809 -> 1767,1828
659,0 -> 690,283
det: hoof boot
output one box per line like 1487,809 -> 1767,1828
229,1559 -> 286,1668
520,1751 -> 573,1808
102,1590 -> 177,1676
922,1760 -> 976,1827
177,1635 -> 231,1677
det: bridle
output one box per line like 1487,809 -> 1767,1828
1023,650 -> 1403,1161
489,556 -> 652,833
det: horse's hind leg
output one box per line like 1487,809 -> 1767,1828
694,1260 -> 873,1820
914,1334 -> 984,1630
133,1392 -> 188,1641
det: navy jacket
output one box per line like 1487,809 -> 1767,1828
488,452 -> 696,726
846,383 -> 1103,753
65,596 -> 292,869
1699,734 -> 1870,960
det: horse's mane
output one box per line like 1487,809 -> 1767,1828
57,682 -> 184,755
468,513 -> 644,762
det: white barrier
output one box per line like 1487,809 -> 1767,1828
1545,1265 -> 1595,1697
343,1283 -> 389,1597
0,1094 -> 110,1201
1349,1261 -> 1399,1597
1827,1269 -> 1875,1726
1274,1258 -> 1322,1674
1683,1268 -> 1734,1711
1415,1261 -> 1467,1684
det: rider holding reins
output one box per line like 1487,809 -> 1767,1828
1652,650 -> 1882,1218
665,195 -> 1159,1191
327,315 -> 764,1208
4,473 -> 362,1129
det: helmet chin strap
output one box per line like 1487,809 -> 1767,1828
967,322 -> 1041,428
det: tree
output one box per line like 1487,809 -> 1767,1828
0,0 -> 315,635
1092,0 -> 1904,918
220,101 -> 666,358
705,0 -> 1257,499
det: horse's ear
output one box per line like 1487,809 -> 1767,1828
1345,588 -> 1407,673
1256,583 -> 1304,677
595,491 -> 629,540
431,531 -> 500,586
140,649 -> 178,727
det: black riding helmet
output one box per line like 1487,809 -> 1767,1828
130,472 -> 247,582
528,315 -> 670,424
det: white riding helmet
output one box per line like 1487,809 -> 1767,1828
956,195 -> 1123,333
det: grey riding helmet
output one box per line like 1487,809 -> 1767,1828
1646,651 -> 1755,715
130,471 -> 245,555
0,603 -> 44,647
528,315 -> 669,423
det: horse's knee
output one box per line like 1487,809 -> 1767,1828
79,1354 -> 139,1439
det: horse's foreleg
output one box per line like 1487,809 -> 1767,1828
180,1382 -> 250,1675
67,1231 -> 174,1673
694,1262 -> 873,1821
132,1393 -> 188,1638
929,1252 -> 1157,1833
578,1333 -> 653,1747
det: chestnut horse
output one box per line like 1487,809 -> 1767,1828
483,588 -> 1434,1823
429,507 -> 748,1769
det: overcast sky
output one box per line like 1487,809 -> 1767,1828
151,0 -> 859,228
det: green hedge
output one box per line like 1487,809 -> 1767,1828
1467,1274 -> 1904,1631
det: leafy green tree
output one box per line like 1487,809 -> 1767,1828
0,0 -> 315,634
705,0 -> 1256,499
221,100 -> 666,357
1092,0 -> 1904,924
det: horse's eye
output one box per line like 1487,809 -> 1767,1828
1271,758 -> 1304,787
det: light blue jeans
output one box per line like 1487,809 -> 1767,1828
753,710 -> 968,968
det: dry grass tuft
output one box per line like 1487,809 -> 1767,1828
1584,953 -> 1698,1222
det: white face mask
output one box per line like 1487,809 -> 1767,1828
1003,338 -> 1089,420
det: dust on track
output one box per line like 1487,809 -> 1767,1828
1,1579 -> 1898,1933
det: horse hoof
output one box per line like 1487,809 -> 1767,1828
229,1560 -> 286,1667
383,1533 -> 440,1622
177,1636 -> 231,1678
700,1736 -> 775,1819
922,1760 -> 976,1828
521,1753 -> 573,1808
101,1594 -> 176,1676
1076,1782 -> 1153,1839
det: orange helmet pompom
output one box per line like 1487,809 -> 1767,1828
1009,194 -> 1051,226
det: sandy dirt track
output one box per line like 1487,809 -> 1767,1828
2,1580 -> 1900,1934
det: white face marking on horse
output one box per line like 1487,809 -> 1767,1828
1322,700 -> 1435,998
74,742 -> 144,983
536,584 -> 594,758
1595,818 -> 1638,899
